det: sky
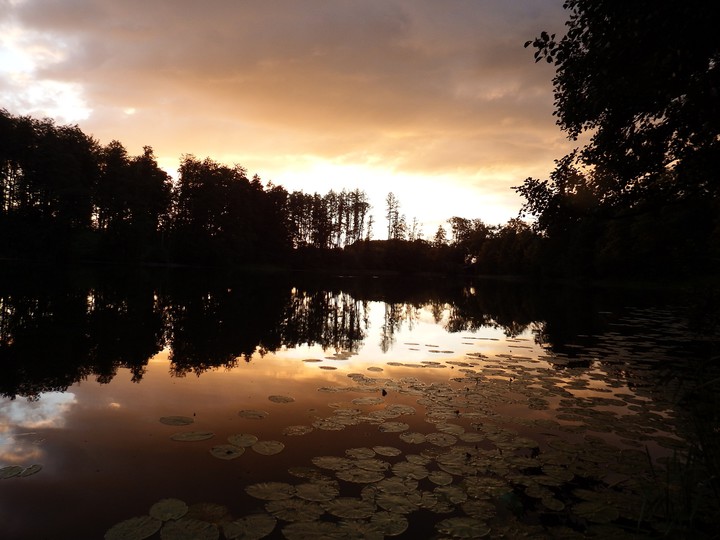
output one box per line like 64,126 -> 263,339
0,0 -> 573,236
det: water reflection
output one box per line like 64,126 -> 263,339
1,270 -> 582,399
1,267 -> 718,539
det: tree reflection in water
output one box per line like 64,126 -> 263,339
0,265 -> 698,400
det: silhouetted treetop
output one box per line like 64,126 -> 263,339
526,0 -> 719,203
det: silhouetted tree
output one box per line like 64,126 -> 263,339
518,0 -> 720,277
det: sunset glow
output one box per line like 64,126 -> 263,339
0,0 -> 572,232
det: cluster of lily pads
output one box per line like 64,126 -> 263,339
105,306 -> 715,538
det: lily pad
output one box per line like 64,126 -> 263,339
19,464 -> 43,477
227,433 -> 258,447
159,416 -> 194,426
170,431 -> 214,442
282,425 -> 314,436
399,432 -> 426,444
0,466 -> 25,479
345,447 -> 376,459
312,456 -> 354,471
246,482 -> 296,501
336,467 -> 386,484
323,497 -> 376,519
149,499 -> 189,521
428,470 -> 454,486
295,481 -> 340,502
392,461 -> 428,480
209,444 -> 245,460
312,419 -> 345,431
265,498 -> 324,522
223,514 -> 277,540
105,516 -> 162,540
252,440 -> 285,455
372,446 -> 402,457
238,410 -> 269,420
426,432 -> 458,447
378,422 -> 410,433
268,395 -> 295,403
371,511 -> 409,536
376,493 -> 419,514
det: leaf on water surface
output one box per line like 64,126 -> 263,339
336,467 -> 386,484
0,466 -> 24,479
159,416 -> 194,426
222,514 -> 276,540
268,395 -> 295,403
355,458 -> 390,472
323,497 -> 375,519
252,440 -> 285,455
426,432 -> 458,447
461,500 -> 497,520
246,482 -> 296,501
399,432 -> 426,444
170,431 -> 214,442
238,410 -> 269,420
371,511 -> 409,536
312,456 -> 354,471
377,421 -> 409,433
104,515 -> 162,540
337,520 -> 385,540
392,461 -> 428,480
159,518 -> 219,540
458,432 -> 484,443
435,516 -> 491,538
345,447 -> 376,459
265,498 -> 324,522
376,476 -> 419,495
376,492 -> 420,514
312,419 -> 346,431
186,503 -> 231,524
282,425 -> 314,436
209,444 -> 245,460
295,481 -> 340,502
385,403 -> 416,415
428,470 -> 454,486
149,498 -> 189,521
435,485 -> 468,505
406,453 -> 431,465
436,423 -> 465,436
372,446 -> 402,457
227,433 -> 258,447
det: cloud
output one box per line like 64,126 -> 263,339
2,0 -> 571,223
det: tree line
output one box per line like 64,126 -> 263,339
0,109 -> 380,266
0,108 -> 542,273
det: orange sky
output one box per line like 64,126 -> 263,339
0,0 -> 573,235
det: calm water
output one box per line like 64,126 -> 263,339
1,268 -> 718,539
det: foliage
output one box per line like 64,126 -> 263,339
518,0 -> 720,278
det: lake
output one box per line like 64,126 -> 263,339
1,267 -> 718,539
